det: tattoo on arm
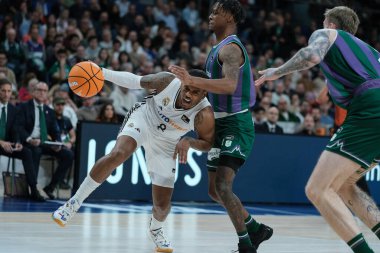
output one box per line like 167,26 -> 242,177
194,106 -> 214,145
275,29 -> 332,76
140,72 -> 176,92
220,44 -> 242,81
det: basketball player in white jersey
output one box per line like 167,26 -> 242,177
52,67 -> 215,253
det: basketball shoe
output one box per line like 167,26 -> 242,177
147,224 -> 173,253
249,223 -> 273,249
236,243 -> 257,253
52,198 -> 81,227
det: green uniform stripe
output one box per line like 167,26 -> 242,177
241,62 -> 251,110
325,44 -> 365,85
340,32 -> 378,79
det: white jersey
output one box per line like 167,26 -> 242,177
144,78 -> 210,140
117,78 -> 210,188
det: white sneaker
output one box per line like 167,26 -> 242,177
52,198 -> 81,227
147,225 -> 173,253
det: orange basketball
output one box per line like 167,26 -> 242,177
68,61 -> 104,97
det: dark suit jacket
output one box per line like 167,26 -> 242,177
255,122 -> 284,134
16,100 -> 61,143
3,103 -> 20,142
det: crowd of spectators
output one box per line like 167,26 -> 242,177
0,0 -> 379,139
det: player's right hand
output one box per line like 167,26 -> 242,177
255,68 -> 281,87
173,137 -> 192,164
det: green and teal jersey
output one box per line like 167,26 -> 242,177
320,30 -> 380,109
204,35 -> 255,113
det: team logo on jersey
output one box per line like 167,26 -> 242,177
181,115 -> 190,124
162,97 -> 170,106
225,140 -> 232,147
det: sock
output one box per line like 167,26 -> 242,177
371,223 -> 380,240
245,214 -> 261,233
347,233 -> 374,253
150,215 -> 165,230
238,231 -> 252,247
72,176 -> 100,204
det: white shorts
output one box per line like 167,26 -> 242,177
118,105 -> 177,188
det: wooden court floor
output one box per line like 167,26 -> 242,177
0,201 -> 379,253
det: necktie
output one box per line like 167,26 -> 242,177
0,106 -> 6,140
38,105 -> 48,142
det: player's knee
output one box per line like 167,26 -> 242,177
305,181 -> 322,203
109,148 -> 129,163
215,178 -> 232,199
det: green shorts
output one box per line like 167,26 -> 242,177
326,89 -> 380,169
207,110 -> 255,171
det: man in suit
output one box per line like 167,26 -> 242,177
0,78 -> 44,201
256,105 -> 284,134
17,81 -> 74,199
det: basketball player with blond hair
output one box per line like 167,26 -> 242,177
256,6 -> 380,253
52,67 -> 215,253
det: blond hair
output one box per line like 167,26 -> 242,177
324,6 -> 360,35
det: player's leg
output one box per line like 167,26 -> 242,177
52,135 -> 137,227
208,168 -> 272,249
146,144 -> 176,253
338,164 -> 380,240
149,184 -> 174,253
305,151 -> 374,253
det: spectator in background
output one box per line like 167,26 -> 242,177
76,96 -> 113,121
48,48 -> 70,84
182,1 -> 199,29
25,25 -> 46,80
19,76 -> 39,102
251,106 -> 266,126
109,85 -> 138,120
53,96 -> 75,189
17,81 -> 74,200
0,78 -> 45,201
298,114 -> 315,136
277,96 -> 301,134
85,36 -> 100,61
256,105 -> 284,134
96,103 -> 118,123
0,28 -> 25,78
0,51 -> 17,88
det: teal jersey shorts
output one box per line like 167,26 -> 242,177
207,110 -> 255,171
326,89 -> 380,169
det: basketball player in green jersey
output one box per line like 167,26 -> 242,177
170,1 -> 272,252
256,6 -> 380,253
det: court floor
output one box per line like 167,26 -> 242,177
0,198 -> 379,253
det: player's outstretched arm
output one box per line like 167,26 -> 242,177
169,43 -> 242,95
173,106 -> 215,163
102,68 -> 175,93
255,29 -> 335,87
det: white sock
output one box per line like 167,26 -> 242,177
150,215 -> 165,230
72,175 -> 100,204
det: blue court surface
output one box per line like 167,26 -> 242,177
0,197 -> 319,216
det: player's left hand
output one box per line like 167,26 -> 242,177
168,65 -> 193,86
173,137 -> 192,164
255,68 -> 281,87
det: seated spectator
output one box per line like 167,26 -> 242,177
76,96 -> 113,121
277,96 -> 301,134
48,48 -> 70,84
53,96 -> 76,189
52,83 -> 78,129
251,106 -> 266,125
96,103 -> 118,123
0,28 -> 25,78
0,51 -> 17,88
298,114 -> 316,136
256,106 -> 284,134
0,79 -> 44,201
17,81 -> 74,199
